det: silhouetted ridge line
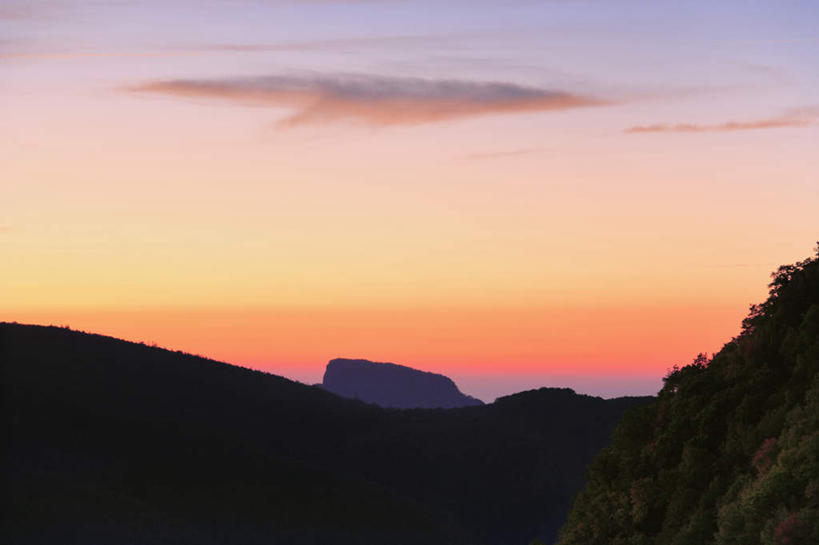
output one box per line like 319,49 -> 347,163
2,321 -> 651,545
321,357 -> 484,409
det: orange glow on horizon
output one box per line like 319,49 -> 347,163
7,300 -> 749,382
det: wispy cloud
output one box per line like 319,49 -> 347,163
128,73 -> 605,126
0,5 -> 36,20
457,147 -> 546,161
624,108 -> 818,134
1,34 -> 445,61
0,50 -> 201,61
197,34 -> 445,53
0,0 -> 69,21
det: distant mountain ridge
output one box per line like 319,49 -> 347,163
321,357 -> 484,408
2,322 -> 651,545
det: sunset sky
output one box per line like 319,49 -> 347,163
3,0 -> 817,400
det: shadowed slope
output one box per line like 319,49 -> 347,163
2,323 -> 650,545
2,324 -> 438,545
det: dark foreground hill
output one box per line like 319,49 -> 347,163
557,248 -> 819,545
2,323 -> 649,545
321,357 -> 484,408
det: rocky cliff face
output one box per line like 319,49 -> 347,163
321,358 -> 484,409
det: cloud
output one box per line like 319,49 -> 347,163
0,35 -> 443,61
458,147 -> 546,160
0,5 -> 36,19
0,0 -> 67,21
0,5 -> 35,21
128,73 -> 605,126
624,109 -> 818,134
197,34 -> 445,53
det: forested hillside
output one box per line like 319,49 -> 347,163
557,248 -> 819,545
2,322 -> 649,545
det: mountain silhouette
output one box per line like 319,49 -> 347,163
2,322 -> 651,545
321,357 -> 484,408
557,247 -> 819,545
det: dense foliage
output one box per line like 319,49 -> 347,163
558,247 -> 819,545
2,323 -> 649,545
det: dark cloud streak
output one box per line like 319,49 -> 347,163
129,73 -> 605,126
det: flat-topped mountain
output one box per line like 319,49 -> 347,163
321,358 -> 484,408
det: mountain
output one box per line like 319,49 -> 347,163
321,357 -> 484,408
557,247 -> 819,545
2,322 -> 650,545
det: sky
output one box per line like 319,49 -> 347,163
2,0 -> 818,401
